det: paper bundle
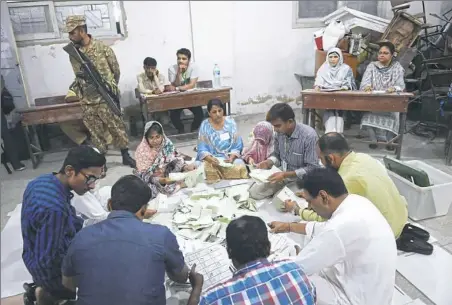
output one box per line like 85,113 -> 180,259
249,166 -> 281,183
169,163 -> 205,188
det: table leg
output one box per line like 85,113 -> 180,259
303,107 -> 309,125
23,125 -> 38,169
310,109 -> 316,129
396,113 -> 407,160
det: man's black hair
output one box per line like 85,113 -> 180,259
226,215 -> 270,265
59,145 -> 106,174
317,132 -> 350,156
267,103 -> 295,122
176,48 -> 191,60
110,175 -> 153,213
302,168 -> 348,198
143,57 -> 157,67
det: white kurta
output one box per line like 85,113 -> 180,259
294,194 -> 397,305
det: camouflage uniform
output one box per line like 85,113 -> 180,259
65,15 -> 128,154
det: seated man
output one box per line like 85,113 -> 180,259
137,57 -> 169,95
137,56 -> 171,124
167,48 -> 203,134
61,175 -> 190,304
196,215 -> 316,305
251,103 -> 319,199
269,168 -> 397,305
21,146 -> 106,305
284,132 -> 408,238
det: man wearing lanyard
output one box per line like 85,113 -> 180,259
252,103 -> 319,199
167,48 -> 204,134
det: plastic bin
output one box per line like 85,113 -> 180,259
387,160 -> 452,221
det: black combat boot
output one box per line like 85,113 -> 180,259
121,148 -> 136,169
22,282 -> 36,305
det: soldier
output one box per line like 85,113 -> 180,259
65,15 -> 135,168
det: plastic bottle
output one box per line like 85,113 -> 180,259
213,64 -> 221,88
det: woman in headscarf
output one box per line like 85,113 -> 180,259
314,47 -> 356,133
242,121 -> 274,165
134,121 -> 195,195
197,99 -> 244,165
360,41 -> 405,149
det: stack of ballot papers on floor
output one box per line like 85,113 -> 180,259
168,163 -> 205,188
172,189 -> 235,242
249,166 -> 281,183
268,232 -> 300,260
224,184 -> 257,211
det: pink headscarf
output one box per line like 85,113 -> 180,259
243,121 -> 274,164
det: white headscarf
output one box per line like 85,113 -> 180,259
314,47 -> 356,90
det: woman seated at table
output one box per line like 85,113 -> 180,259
134,121 -> 195,195
314,47 -> 356,133
197,99 -> 244,165
360,41 -> 405,149
242,121 -> 274,165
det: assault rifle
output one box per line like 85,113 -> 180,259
63,42 -> 122,117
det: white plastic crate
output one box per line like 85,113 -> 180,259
387,160 -> 452,221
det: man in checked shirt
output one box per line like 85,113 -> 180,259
194,215 -> 316,305
250,103 -> 320,200
21,146 -> 106,305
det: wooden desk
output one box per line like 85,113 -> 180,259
301,89 -> 413,159
141,87 -> 232,122
17,102 -> 83,168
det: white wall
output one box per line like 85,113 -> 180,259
15,1 -> 447,114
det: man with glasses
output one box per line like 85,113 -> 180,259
21,146 -> 106,305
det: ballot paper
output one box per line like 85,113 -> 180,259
190,189 -> 224,200
184,243 -> 233,292
168,163 -> 204,188
268,232 -> 299,260
272,186 -> 307,211
249,166 -> 281,183
216,158 -> 234,168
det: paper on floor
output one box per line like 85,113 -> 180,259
249,166 -> 281,183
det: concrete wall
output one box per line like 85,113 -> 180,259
14,1 -> 447,114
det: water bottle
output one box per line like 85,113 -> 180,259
213,64 -> 221,88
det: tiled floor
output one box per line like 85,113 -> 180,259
1,113 -> 451,304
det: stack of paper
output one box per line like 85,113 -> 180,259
168,163 -> 204,188
225,184 -> 257,212
268,233 -> 299,260
249,166 -> 281,183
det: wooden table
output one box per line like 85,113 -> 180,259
17,102 -> 83,169
301,89 -> 413,159
141,87 -> 232,122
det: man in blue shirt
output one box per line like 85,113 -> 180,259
21,146 -> 106,305
61,175 -> 191,305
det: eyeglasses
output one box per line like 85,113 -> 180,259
80,171 -> 99,185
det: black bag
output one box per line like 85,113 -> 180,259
1,87 -> 15,115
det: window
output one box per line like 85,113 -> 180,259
292,1 -> 391,28
7,1 -> 125,45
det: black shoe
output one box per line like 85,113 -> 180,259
369,144 -> 378,149
401,224 -> 430,241
121,152 -> 136,169
396,235 -> 433,255
23,283 -> 36,305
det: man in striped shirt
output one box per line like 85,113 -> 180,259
196,215 -> 316,305
21,146 -> 106,305
251,103 -> 319,199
